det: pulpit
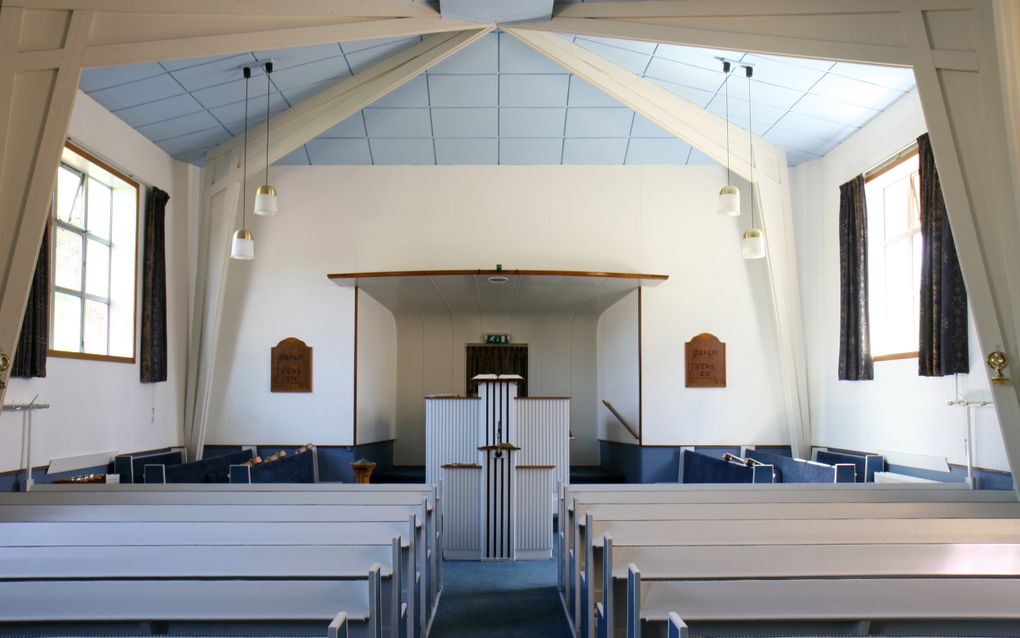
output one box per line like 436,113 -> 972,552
426,374 -> 569,560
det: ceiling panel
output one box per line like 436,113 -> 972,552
499,138 -> 563,164
435,138 -> 499,164
431,108 -> 498,138
500,108 -> 565,137
80,28 -> 915,168
564,107 -> 633,138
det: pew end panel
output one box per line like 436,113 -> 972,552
329,611 -> 350,638
666,613 -> 687,638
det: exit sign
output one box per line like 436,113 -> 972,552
484,334 -> 510,344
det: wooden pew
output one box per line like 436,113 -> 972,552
577,515 -> 1020,638
622,565 -> 1020,638
600,539 -> 1020,638
0,488 -> 442,634
0,562 -> 378,638
0,542 -> 399,638
558,485 -> 1015,613
0,518 -> 418,638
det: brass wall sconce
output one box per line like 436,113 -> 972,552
987,351 -> 1010,385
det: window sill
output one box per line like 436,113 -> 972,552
48,350 -> 135,364
873,351 -> 919,362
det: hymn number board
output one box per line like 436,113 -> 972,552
685,333 -> 726,388
271,337 -> 312,392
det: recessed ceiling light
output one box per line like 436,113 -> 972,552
487,276 -> 510,284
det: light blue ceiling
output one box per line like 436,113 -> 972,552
78,31 -> 915,167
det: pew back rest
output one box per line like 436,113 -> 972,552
745,449 -> 855,483
590,517 -> 1020,547
678,450 -> 773,484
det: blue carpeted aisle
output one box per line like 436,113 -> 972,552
429,549 -> 571,637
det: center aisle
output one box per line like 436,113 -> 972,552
429,549 -> 572,637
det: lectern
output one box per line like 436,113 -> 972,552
426,374 -> 569,560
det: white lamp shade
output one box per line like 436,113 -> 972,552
254,185 -> 277,216
742,228 -> 766,259
231,229 -> 255,260
717,185 -> 740,216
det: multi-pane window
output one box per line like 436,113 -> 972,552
50,144 -> 138,361
866,148 -> 921,359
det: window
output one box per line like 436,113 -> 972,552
50,143 -> 139,362
865,147 -> 921,360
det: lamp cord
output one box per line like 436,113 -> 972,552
242,67 -> 250,229
745,65 -> 755,229
723,61 -> 731,186
265,62 -> 271,187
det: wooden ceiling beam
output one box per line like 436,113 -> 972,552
5,0 -> 443,18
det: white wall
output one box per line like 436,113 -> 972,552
598,291 -> 640,444
356,290 -> 397,445
0,91 -> 192,473
790,89 -> 1008,471
207,164 -> 790,459
393,309 -> 598,465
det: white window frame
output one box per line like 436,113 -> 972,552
865,145 -> 921,362
49,142 -> 140,364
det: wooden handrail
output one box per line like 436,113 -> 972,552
602,399 -> 640,441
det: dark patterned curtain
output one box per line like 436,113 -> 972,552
11,230 -> 49,378
140,187 -> 170,383
465,345 -> 528,396
917,133 -> 969,376
838,175 -> 874,380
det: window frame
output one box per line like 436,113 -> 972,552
865,145 -> 921,363
47,140 -> 141,364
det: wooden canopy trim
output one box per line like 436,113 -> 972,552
328,269 -> 669,284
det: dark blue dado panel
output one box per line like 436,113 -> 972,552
204,441 -> 394,483
598,440 -> 1013,488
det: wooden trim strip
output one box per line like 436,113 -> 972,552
516,465 -> 556,469
48,350 -> 134,364
442,463 -> 481,469
515,396 -> 570,400
873,351 -> 919,362
328,269 -> 669,281
426,395 -> 479,400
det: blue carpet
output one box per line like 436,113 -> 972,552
429,550 -> 571,637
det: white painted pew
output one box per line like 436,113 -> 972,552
0,492 -> 440,634
0,569 -> 378,638
0,519 -> 418,638
577,515 -> 1020,638
0,542 -> 401,638
566,499 -> 1020,633
600,540 -> 1020,638
25,482 -> 442,594
621,567 -> 1020,638
558,486 -> 1016,618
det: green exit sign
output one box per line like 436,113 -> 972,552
484,334 -> 510,344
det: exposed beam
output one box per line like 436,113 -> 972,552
0,7 -> 93,405
83,16 -> 480,68
208,28 -> 493,193
525,16 -> 914,66
506,27 -> 812,457
7,0 -> 443,18
552,0 -> 977,18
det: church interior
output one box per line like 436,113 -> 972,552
2,0 -> 1020,636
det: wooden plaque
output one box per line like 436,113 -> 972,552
271,337 -> 312,392
685,333 -> 726,388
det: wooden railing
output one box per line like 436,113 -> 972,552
602,399 -> 640,441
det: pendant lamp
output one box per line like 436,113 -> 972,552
716,59 -> 740,216
741,63 -> 766,260
231,66 -> 255,261
254,61 -> 278,216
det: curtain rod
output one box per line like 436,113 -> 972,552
863,140 -> 919,180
